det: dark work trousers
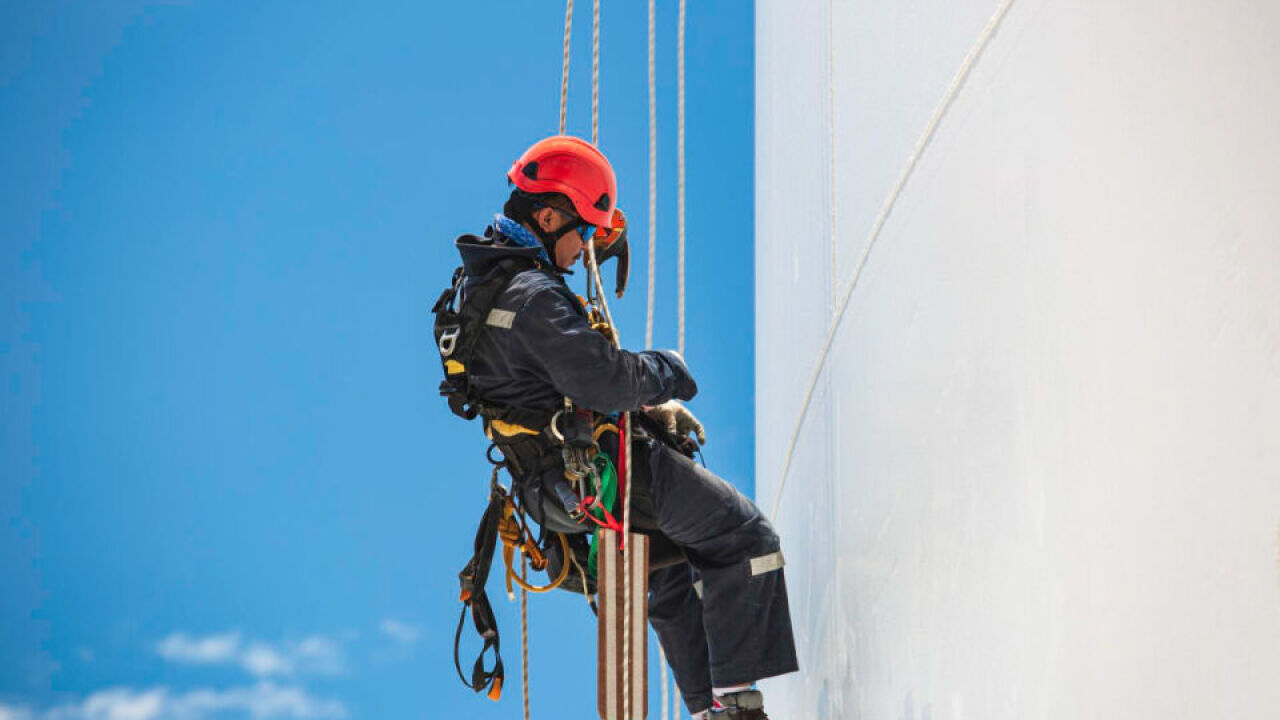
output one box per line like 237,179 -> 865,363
624,435 -> 800,714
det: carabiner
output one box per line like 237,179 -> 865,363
438,326 -> 460,357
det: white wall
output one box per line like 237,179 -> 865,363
755,1 -> 1280,718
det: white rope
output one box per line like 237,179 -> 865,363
548,13 -> 570,720
622,409 -> 634,720
650,0 -> 666,709
555,3 -> 662,717
660,2 -> 691,707
659,645 -> 669,720
677,0 -> 687,356
828,0 -> 838,312
582,4 -> 632,708
650,5 -> 680,712
560,0 -> 574,135
592,0 -> 601,145
584,239 -> 637,720
568,546 -> 594,607
646,0 -> 657,351
520,557 -> 530,720
769,0 -> 1018,522
577,5 -> 645,716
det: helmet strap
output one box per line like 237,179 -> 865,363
505,190 -> 586,261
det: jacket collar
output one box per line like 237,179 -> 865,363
492,214 -> 551,265
455,215 -> 572,278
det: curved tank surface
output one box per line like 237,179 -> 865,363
756,1 -> 1280,718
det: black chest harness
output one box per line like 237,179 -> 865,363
432,240 -> 581,701
434,250 -> 556,429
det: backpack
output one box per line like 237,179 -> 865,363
431,249 -> 541,424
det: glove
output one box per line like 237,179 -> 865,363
644,400 -> 706,446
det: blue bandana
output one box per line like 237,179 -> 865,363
493,214 -> 553,266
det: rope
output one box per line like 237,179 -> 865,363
637,4 -> 687,712
504,507 -> 572,720
673,3 -> 688,707
552,3 -> 654,717
579,14 -> 635,705
568,545 -> 595,609
659,645 -> 669,720
592,0 -> 601,145
585,239 -> 639,720
551,0 -> 577,700
579,6 -> 641,715
677,0 -> 687,357
499,501 -> 572,594
646,0 -> 657,350
521,557 -> 530,720
621,410 -> 634,720
666,3 -> 689,705
769,0 -> 1018,522
560,0 -> 573,135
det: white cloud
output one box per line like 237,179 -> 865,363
3,683 -> 345,720
290,637 -> 343,676
167,683 -> 345,719
155,632 -> 344,678
0,703 -> 35,720
155,632 -> 242,665
77,687 -> 165,720
378,620 -> 420,646
240,644 -> 293,678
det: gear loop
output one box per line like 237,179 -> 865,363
486,442 -> 506,467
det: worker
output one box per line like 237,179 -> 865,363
439,135 -> 797,719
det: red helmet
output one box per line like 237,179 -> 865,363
507,136 -> 618,228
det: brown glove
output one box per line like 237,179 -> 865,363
643,400 -> 707,446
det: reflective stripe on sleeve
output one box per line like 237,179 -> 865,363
749,550 -> 785,576
486,309 -> 516,329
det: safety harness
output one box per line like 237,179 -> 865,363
435,223 -> 685,707
453,472 -> 508,700
435,228 -> 599,702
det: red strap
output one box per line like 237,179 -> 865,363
580,496 -> 623,533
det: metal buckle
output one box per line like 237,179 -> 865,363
438,326 -> 460,356
548,409 -> 566,443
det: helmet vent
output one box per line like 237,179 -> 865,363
594,193 -> 611,212
522,162 -> 539,180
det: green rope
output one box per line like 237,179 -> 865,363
586,452 -> 618,577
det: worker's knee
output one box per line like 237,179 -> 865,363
645,443 -> 779,563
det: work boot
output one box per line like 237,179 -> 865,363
711,689 -> 769,719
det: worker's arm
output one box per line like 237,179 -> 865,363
513,287 -> 697,413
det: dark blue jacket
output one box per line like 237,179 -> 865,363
457,224 -> 697,420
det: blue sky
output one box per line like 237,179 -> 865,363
1,2 -> 753,719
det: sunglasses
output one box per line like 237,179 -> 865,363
546,206 -> 593,241
549,206 -> 626,251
